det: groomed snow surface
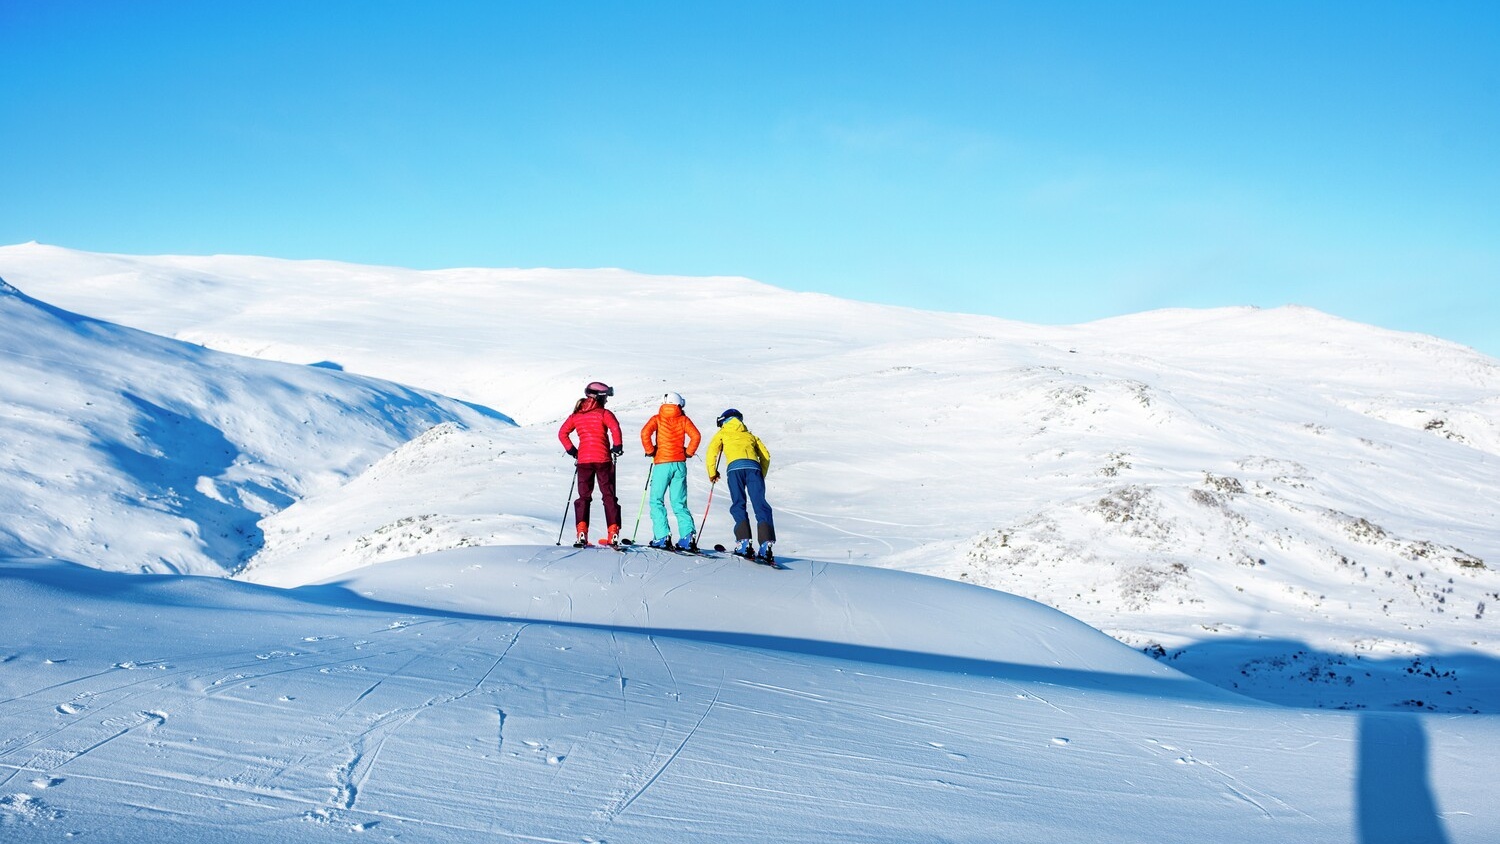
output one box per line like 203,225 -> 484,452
2,244 -> 1498,841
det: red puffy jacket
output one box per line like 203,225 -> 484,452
558,399 -> 623,463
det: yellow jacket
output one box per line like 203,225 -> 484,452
705,417 -> 770,479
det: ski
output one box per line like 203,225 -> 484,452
641,542 -> 705,557
718,543 -> 785,569
572,536 -> 627,551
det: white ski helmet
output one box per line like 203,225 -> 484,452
661,391 -> 685,407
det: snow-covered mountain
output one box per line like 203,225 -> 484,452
0,273 -> 511,576
3,242 -> 1495,714
2,243 -> 1498,841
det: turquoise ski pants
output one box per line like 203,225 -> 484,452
648,461 -> 695,540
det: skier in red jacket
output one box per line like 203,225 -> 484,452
558,381 -> 625,546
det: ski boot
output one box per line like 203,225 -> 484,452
649,536 -> 673,549
758,541 -> 775,565
679,531 -> 697,552
733,538 -> 755,558
598,524 -> 621,547
573,522 -> 589,548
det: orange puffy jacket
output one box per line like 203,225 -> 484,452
640,404 -> 702,464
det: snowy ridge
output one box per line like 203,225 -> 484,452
325,545 -> 1198,685
0,275 -> 512,575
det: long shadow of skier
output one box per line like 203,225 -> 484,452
1357,714 -> 1450,844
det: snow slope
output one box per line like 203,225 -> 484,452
4,244 -> 1493,713
5,547 -> 1495,843
1,244 -> 1498,840
0,275 -> 512,575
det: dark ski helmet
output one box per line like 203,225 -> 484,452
584,381 -> 614,398
716,408 -> 742,427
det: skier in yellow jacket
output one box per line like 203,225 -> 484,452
704,408 -> 776,560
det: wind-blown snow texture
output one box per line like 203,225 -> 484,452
1,243 -> 1498,841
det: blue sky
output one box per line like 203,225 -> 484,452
4,1 -> 1498,355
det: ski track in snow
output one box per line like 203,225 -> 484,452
0,609 -> 552,834
613,674 -> 725,818
779,505 -> 901,553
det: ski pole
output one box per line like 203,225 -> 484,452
695,480 -> 717,551
554,464 -> 579,546
630,461 -> 655,544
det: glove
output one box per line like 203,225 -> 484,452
566,447 -> 578,458
645,449 -> 656,458
708,474 -> 719,484
610,444 -> 623,457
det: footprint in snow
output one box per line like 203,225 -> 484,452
1051,737 -> 1070,747
521,740 -> 566,765
0,793 -> 63,822
55,703 -> 83,716
318,665 -> 368,674
31,778 -> 63,790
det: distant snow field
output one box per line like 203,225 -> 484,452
1,243 -> 1497,841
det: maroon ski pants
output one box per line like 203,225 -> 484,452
574,462 -> 621,527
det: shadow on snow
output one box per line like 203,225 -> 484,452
1149,636 -> 1500,715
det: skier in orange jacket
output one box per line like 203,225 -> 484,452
639,391 -> 702,549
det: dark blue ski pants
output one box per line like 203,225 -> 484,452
727,466 -> 775,542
